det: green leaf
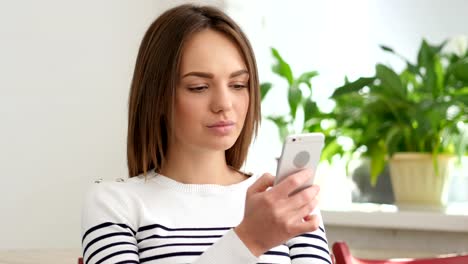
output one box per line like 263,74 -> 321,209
344,76 -> 350,84
380,44 -> 418,74
288,87 -> 302,119
271,48 -> 294,85
451,87 -> 468,99
380,44 -> 394,53
451,58 -> 468,82
417,39 -> 446,61
331,77 -> 375,98
417,40 -> 438,96
400,69 -> 417,89
369,142 -> 386,186
303,98 -> 319,123
385,125 -> 403,156
450,87 -> 468,105
260,82 -> 272,101
434,55 -> 444,95
303,123 -> 322,134
295,71 -> 319,91
406,62 -> 420,75
321,138 -> 342,163
376,64 -> 406,98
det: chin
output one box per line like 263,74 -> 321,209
204,135 -> 238,151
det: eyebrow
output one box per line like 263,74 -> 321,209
182,69 -> 249,79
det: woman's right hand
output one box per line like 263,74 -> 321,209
234,170 -> 321,257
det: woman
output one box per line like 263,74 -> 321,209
81,4 -> 331,264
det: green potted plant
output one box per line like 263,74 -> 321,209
260,48 -> 344,163
331,38 -> 468,208
332,90 -> 395,204
262,48 -> 395,204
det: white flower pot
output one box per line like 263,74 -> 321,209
389,153 -> 454,209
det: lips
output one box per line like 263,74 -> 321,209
207,120 -> 235,136
207,120 -> 235,128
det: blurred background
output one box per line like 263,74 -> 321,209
0,0 -> 467,261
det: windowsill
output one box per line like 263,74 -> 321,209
322,202 -> 468,233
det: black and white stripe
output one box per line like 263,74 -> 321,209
288,226 -> 331,264
83,222 -> 330,264
82,222 -> 139,264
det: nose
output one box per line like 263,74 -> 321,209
211,84 -> 233,113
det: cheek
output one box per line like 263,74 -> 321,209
238,91 -> 250,118
175,98 -> 195,124
174,94 -> 206,133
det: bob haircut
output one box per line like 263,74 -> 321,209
127,4 -> 260,177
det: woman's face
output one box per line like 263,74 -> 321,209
172,29 -> 250,153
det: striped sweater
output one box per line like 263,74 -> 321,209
81,170 -> 331,264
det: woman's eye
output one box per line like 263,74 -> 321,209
231,84 -> 247,89
188,86 -> 207,92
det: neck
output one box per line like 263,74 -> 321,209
160,143 -> 246,185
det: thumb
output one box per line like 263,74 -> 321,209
248,173 -> 274,195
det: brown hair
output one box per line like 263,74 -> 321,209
127,4 -> 260,177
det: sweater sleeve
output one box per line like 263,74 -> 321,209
81,182 -> 139,264
287,209 -> 332,264
193,229 -> 259,264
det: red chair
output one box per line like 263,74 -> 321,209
332,241 -> 468,264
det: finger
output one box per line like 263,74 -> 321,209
303,213 -> 320,222
298,198 -> 319,219
273,169 -> 313,198
248,173 -> 274,195
296,214 -> 320,234
287,185 -> 320,210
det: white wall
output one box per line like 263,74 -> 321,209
0,0 -> 467,250
0,0 -> 224,250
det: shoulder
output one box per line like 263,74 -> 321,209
81,179 -> 132,224
83,174 -> 154,207
81,175 -> 154,232
84,173 -> 155,201
83,179 -> 129,207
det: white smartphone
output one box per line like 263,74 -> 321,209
274,133 -> 325,196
